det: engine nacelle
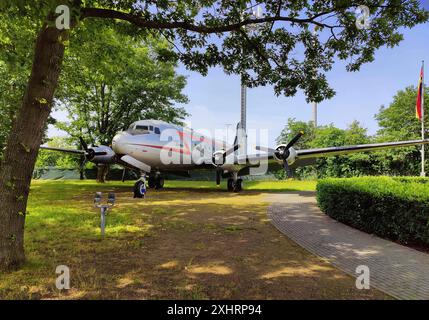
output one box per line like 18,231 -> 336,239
88,145 -> 116,164
273,145 -> 297,165
212,150 -> 226,166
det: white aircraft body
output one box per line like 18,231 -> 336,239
41,119 -> 429,198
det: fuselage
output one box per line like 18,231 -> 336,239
112,120 -> 230,171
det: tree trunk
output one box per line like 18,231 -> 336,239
0,25 -> 68,271
96,164 -> 109,183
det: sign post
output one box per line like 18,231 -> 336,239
94,192 -> 115,237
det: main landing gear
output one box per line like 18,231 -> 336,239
227,173 -> 243,193
148,174 -> 165,189
133,173 -> 165,198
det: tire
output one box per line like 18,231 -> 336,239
133,180 -> 146,198
227,178 -> 234,192
233,179 -> 243,192
155,177 -> 165,189
148,176 -> 156,189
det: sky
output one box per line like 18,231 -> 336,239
48,4 -> 429,148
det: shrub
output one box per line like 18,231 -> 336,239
316,177 -> 429,246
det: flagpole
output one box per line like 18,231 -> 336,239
421,60 -> 425,177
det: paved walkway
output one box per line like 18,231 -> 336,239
266,192 -> 429,300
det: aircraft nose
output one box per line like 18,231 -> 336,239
112,132 -> 127,154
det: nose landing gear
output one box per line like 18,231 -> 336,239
134,175 -> 147,199
134,172 -> 166,199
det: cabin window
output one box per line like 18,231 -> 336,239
149,125 -> 154,131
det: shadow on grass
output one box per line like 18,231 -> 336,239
0,181 -> 387,300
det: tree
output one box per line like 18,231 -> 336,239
36,137 -> 78,169
311,121 -> 374,178
276,118 -> 316,179
277,119 -> 373,179
0,11 -> 38,160
0,0 -> 427,270
55,20 -> 188,182
276,118 -> 316,148
374,85 -> 429,175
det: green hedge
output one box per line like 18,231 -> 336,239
316,177 -> 429,246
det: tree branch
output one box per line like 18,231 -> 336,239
80,7 -> 340,33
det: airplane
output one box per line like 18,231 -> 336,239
40,119 -> 429,198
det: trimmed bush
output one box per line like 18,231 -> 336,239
316,177 -> 429,246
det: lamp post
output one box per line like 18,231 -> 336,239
239,5 -> 263,156
312,26 -> 318,128
421,60 -> 426,177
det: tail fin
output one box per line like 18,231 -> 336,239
233,122 -> 240,146
234,122 -> 247,156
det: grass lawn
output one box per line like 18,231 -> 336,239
166,179 -> 317,192
0,179 -> 388,299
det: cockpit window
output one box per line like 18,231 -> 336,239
136,125 -> 149,131
154,127 -> 160,134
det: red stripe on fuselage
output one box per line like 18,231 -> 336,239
181,130 -> 225,148
128,143 -> 192,155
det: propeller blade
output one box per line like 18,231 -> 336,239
79,137 -> 88,152
283,161 -> 293,178
256,146 -> 275,153
216,169 -> 221,186
224,144 -> 240,157
285,131 -> 304,150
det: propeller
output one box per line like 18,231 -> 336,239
212,144 -> 240,186
79,137 -> 108,160
225,144 -> 240,157
256,131 -> 304,178
285,131 -> 304,150
79,137 -> 88,152
212,144 -> 240,166
276,131 -> 304,178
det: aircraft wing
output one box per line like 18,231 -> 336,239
39,146 -> 85,155
296,139 -> 429,160
241,139 -> 429,170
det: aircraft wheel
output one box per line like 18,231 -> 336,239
227,178 -> 234,192
133,180 -> 146,198
148,176 -> 156,189
233,179 -> 243,193
155,177 -> 165,189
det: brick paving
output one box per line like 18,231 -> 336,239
266,192 -> 429,300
